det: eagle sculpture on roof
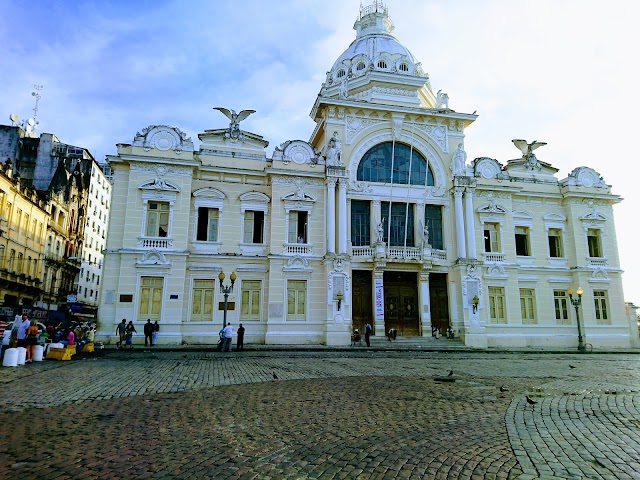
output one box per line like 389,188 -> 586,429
512,139 -> 547,169
213,107 -> 256,140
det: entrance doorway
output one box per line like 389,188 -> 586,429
383,271 -> 419,336
352,270 -> 373,334
429,273 -> 450,333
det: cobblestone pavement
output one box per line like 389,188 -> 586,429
0,351 -> 639,479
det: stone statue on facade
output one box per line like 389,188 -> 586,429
324,131 -> 342,166
451,143 -> 467,176
421,221 -> 430,246
339,77 -> 349,99
512,139 -> 547,170
213,107 -> 256,140
376,222 -> 385,244
436,89 -> 449,109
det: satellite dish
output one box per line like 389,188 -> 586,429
27,118 -> 35,126
9,113 -> 18,124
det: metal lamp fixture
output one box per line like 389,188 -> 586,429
567,287 -> 586,353
472,295 -> 479,313
219,271 -> 237,329
336,291 -> 344,311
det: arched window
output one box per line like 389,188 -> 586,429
377,60 -> 387,69
357,142 -> 434,186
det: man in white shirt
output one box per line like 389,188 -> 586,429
222,322 -> 234,352
16,314 -> 30,348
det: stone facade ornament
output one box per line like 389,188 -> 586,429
133,125 -> 194,153
436,90 -> 449,109
512,139 -> 547,171
323,132 -> 343,166
451,144 -> 467,177
136,250 -> 170,266
564,167 -> 608,188
212,107 -> 256,140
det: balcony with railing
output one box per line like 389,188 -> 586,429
482,252 -> 506,263
350,244 -> 448,263
137,237 -> 173,249
284,243 -> 313,256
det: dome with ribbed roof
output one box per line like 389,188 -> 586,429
325,2 -> 426,87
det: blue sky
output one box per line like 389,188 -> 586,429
1,0 -> 639,304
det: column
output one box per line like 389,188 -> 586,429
454,188 -> 466,259
419,272 -> 431,336
338,178 -> 347,254
464,188 -> 476,258
326,178 -> 336,254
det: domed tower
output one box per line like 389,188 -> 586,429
311,2 -> 479,347
318,1 -> 436,107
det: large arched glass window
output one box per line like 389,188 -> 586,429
357,142 -> 434,185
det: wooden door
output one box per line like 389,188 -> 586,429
352,270 -> 372,334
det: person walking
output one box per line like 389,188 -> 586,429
116,319 -> 127,349
125,321 -> 137,349
222,322 -> 233,352
16,314 -> 30,348
25,319 -> 39,363
144,319 -> 153,347
364,321 -> 372,347
152,321 -> 160,346
236,323 -> 245,351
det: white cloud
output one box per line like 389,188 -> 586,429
1,0 -> 638,302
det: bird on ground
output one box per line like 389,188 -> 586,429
272,372 -> 279,381
525,396 -> 537,408
448,370 -> 454,377
500,385 -> 508,392
569,365 -> 577,369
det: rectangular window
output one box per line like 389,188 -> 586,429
587,228 -> 602,257
287,280 -> 306,320
554,290 -> 570,324
196,207 -> 219,242
484,223 -> 500,252
191,279 -> 215,321
240,280 -> 261,321
424,205 -> 443,250
139,276 -> 163,321
519,288 -> 536,324
548,228 -> 563,257
146,202 -> 170,237
515,226 -> 530,256
288,211 -> 308,243
243,211 -> 264,244
350,200 -> 371,247
488,286 -> 506,324
594,290 -> 609,324
381,202 -> 415,247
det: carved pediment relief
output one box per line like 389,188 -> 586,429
543,212 -> 566,222
473,157 -> 506,180
283,256 -> 312,272
282,188 -> 316,202
239,191 -> 270,203
193,187 -> 225,199
138,178 -> 181,192
136,250 -> 170,267
580,210 -> 607,222
133,125 -> 194,153
564,167 -> 608,188
477,201 -> 507,214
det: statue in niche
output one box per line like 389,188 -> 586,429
451,143 -> 467,176
421,221 -> 430,246
376,222 -> 385,244
324,132 -> 342,166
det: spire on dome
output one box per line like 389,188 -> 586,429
354,1 -> 394,38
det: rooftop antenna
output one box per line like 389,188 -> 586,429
9,113 -> 19,126
32,84 -> 43,121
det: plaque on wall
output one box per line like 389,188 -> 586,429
218,302 -> 235,310
119,294 -> 133,303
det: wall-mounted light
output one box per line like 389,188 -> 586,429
336,291 -> 344,311
472,295 -> 480,313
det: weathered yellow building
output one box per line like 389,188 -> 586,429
100,3 -> 637,349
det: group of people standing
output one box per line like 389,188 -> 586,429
217,322 -> 245,352
15,314 -> 39,363
115,319 -> 159,348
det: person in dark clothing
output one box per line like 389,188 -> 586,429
236,323 -> 245,351
364,322 -> 372,347
144,319 -> 153,347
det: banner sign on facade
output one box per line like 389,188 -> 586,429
374,278 -> 384,320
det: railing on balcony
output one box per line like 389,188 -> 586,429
138,237 -> 173,249
387,246 -> 422,260
483,252 -> 506,263
352,246 -> 375,258
432,249 -> 447,261
587,257 -> 608,268
284,243 -> 313,255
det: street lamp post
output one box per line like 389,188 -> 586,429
567,287 -> 586,353
218,271 -> 236,329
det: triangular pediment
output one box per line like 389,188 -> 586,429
138,178 -> 181,192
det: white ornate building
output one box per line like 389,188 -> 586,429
99,3 -> 637,349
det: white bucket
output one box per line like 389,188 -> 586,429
16,347 -> 27,365
33,345 -> 45,362
2,348 -> 18,367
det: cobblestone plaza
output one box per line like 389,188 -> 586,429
1,350 -> 639,479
